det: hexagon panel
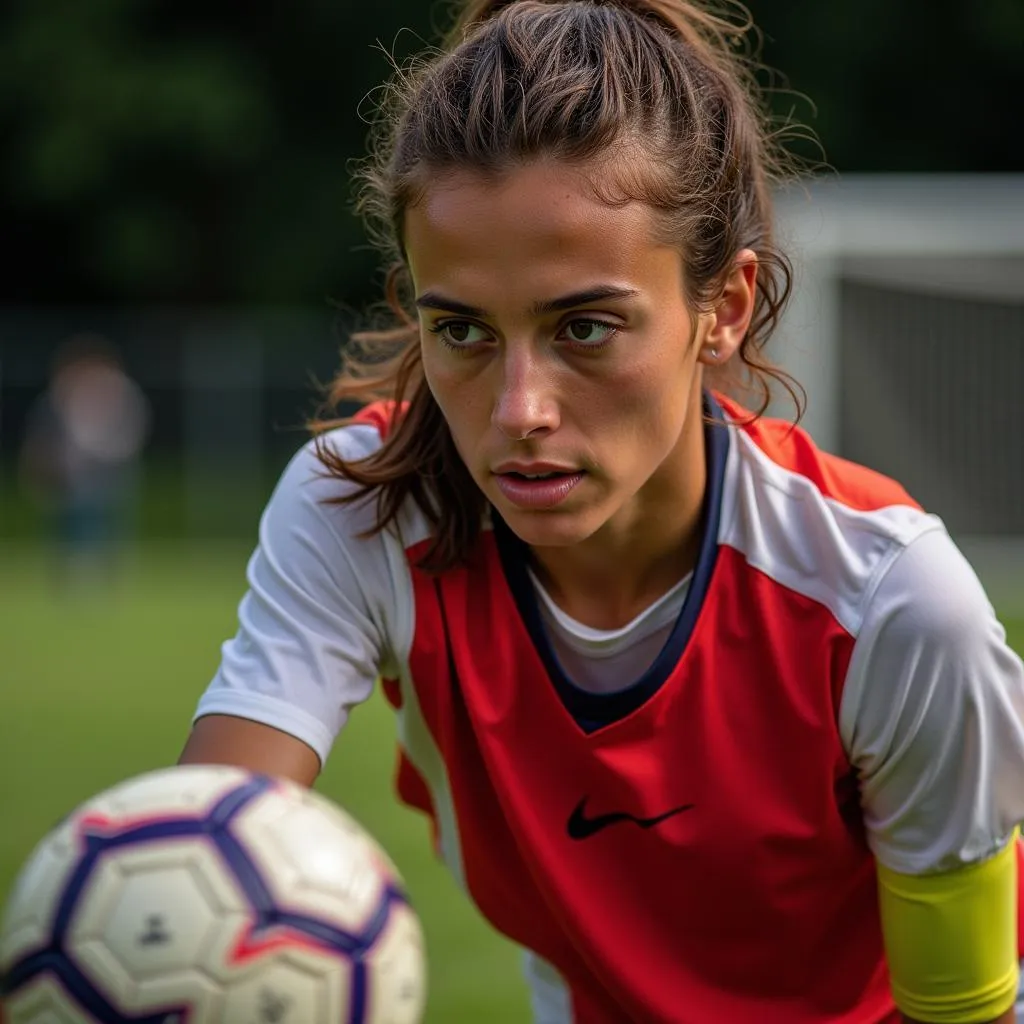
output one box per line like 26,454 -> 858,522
230,788 -> 387,934
363,905 -> 427,1024
2,975 -> 95,1024
67,838 -> 250,1014
220,948 -> 351,1024
87,765 -> 253,824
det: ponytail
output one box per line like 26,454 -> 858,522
448,0 -> 758,74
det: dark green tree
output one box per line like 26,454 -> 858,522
0,0 -> 1019,306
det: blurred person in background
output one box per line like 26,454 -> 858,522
19,333 -> 151,589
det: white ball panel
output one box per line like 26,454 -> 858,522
3,975 -> 96,1024
67,840 -> 248,1012
230,787 -> 386,933
84,765 -> 253,823
125,970 -> 228,1024
0,821 -> 78,973
364,906 -> 427,1024
220,948 -> 352,1024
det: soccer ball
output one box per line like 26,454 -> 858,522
0,764 -> 426,1023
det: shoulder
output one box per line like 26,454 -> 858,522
718,394 -> 920,515
348,399 -> 407,440
840,528 -> 1024,872
846,527 -> 1019,715
716,394 -> 940,637
860,529 -> 1003,651
267,421 -> 385,540
272,400 -> 417,538
265,409 -> 438,583
847,529 -> 1014,711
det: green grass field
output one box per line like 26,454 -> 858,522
1,543 -> 1022,1022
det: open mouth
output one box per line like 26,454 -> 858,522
494,470 -> 586,509
504,471 -> 568,480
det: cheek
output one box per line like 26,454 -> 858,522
579,338 -> 696,436
420,347 -> 488,447
421,345 -> 462,414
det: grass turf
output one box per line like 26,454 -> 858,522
1,543 -> 1022,1021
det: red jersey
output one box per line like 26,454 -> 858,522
198,393 -> 1024,1022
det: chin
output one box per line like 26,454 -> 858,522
492,503 -> 606,550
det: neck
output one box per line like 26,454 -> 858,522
529,400 -> 709,631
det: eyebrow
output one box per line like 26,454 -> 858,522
415,285 -> 639,318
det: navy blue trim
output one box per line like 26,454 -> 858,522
208,774 -> 271,826
493,392 -> 730,732
0,951 -> 187,1022
1,777 -> 412,1020
348,963 -> 369,1024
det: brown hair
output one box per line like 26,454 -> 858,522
315,0 -> 807,570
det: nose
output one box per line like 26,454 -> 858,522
491,345 -> 559,442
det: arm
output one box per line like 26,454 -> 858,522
179,714 -> 321,788
840,529 -> 1024,1024
904,1007 -> 1016,1024
904,1014 -> 1016,1024
904,1013 -> 1016,1024
880,838 -> 1019,1024
180,428 -> 402,783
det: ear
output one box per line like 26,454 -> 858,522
697,249 -> 758,367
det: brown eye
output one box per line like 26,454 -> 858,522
563,319 -> 616,346
428,320 -> 491,350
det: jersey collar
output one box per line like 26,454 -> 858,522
493,391 -> 731,732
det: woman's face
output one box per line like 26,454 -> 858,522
405,160 -> 751,551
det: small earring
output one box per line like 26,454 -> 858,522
708,346 -> 719,361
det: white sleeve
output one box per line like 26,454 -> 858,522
839,527 -> 1024,875
193,426 -> 404,767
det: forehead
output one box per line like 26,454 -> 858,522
403,161 -> 675,298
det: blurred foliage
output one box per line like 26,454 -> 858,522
0,0 -> 1020,308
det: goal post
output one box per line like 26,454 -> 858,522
772,175 -> 1024,616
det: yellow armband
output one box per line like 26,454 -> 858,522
877,834 -> 1019,1023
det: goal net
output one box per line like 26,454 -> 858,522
772,175 -> 1024,615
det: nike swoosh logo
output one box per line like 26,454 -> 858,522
566,798 -> 695,841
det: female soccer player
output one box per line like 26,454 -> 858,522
180,1 -> 1024,1021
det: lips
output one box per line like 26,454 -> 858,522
492,461 -> 579,477
493,468 -> 585,509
